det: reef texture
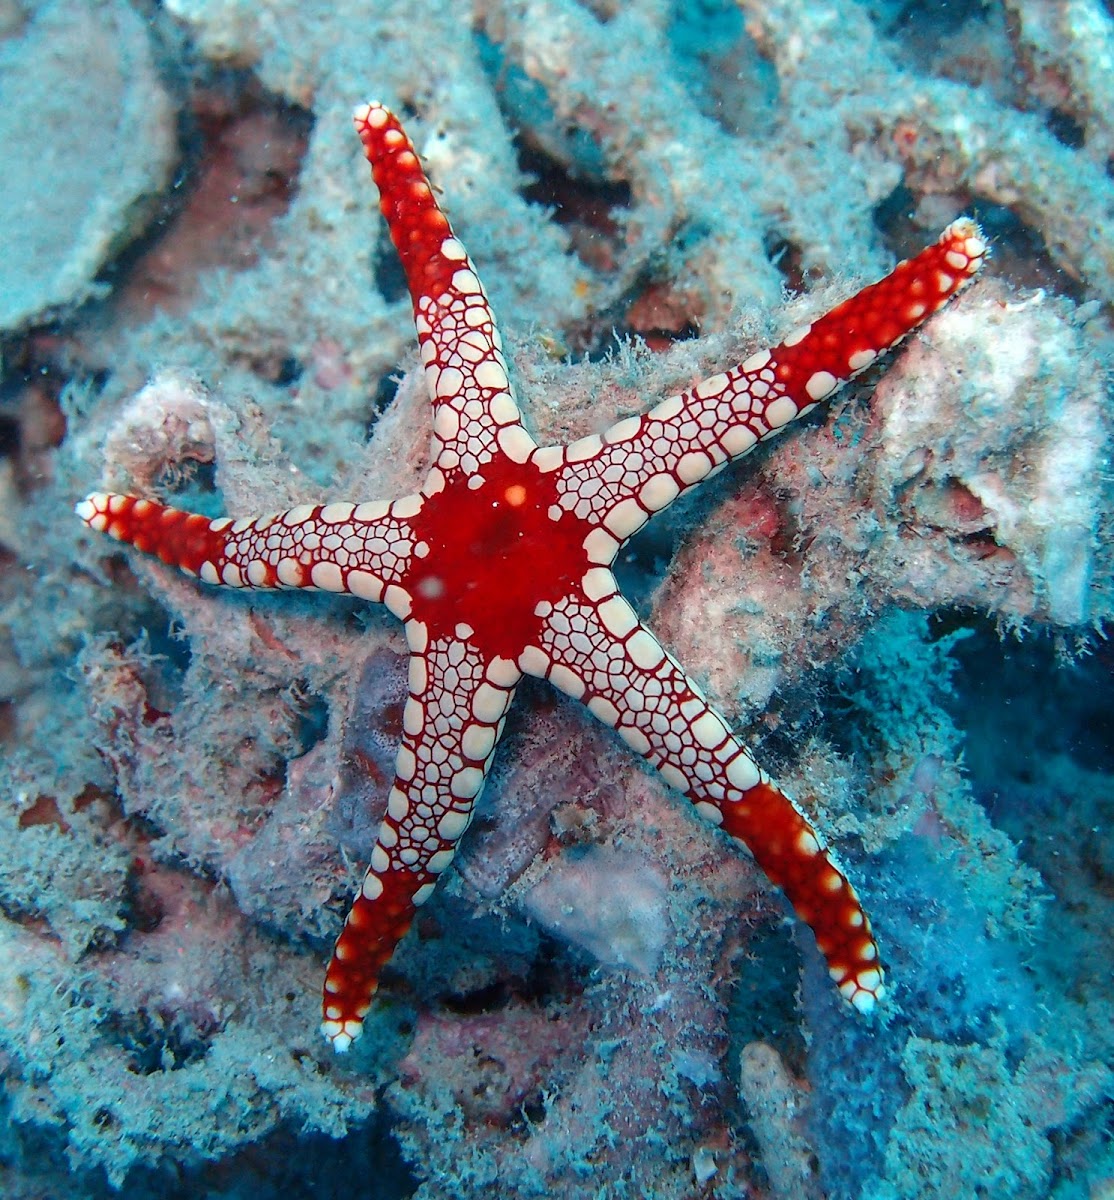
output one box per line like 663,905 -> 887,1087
0,0 -> 177,331
0,0 -> 1111,1198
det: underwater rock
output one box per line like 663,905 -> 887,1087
0,0 -> 175,331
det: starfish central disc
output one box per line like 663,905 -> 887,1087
406,458 -> 591,657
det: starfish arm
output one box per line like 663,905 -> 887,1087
321,632 -> 521,1051
552,220 -> 988,538
75,491 -> 419,600
525,589 -> 883,1012
353,102 -> 536,481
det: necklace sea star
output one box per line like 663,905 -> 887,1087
77,101 -> 986,1052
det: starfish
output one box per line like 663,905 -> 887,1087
77,101 -> 987,1052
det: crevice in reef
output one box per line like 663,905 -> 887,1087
103,71 -> 314,326
516,137 -> 632,275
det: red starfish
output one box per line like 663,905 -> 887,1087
77,102 -> 986,1052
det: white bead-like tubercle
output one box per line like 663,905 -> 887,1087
322,1017 -> 363,1053
76,492 -> 121,533
74,495 -> 101,524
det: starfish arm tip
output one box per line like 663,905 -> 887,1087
321,1018 -> 360,1053
75,492 -> 99,518
352,99 -> 387,131
940,216 -> 989,275
75,491 -> 112,530
838,967 -> 887,1014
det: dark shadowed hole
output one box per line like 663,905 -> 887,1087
129,612 -> 194,719
155,458 -> 221,514
727,920 -> 807,1071
1045,108 -> 1086,149
442,980 -> 514,1015
883,0 -> 991,70
943,613 -> 1114,779
274,356 -> 303,386
517,139 -> 632,275
365,373 -> 402,439
441,937 -> 575,1015
102,1006 -> 217,1075
0,412 -> 19,458
124,867 -> 166,934
887,0 -> 989,32
291,690 -> 330,757
371,373 -> 401,414
374,247 -> 410,305
0,331 -> 72,490
763,232 -> 808,292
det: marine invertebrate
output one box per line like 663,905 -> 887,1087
76,101 -> 986,1052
